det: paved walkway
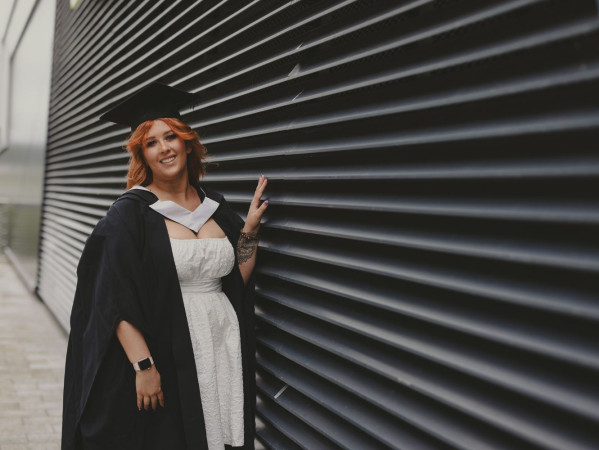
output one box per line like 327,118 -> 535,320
0,253 -> 67,450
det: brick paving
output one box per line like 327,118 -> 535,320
0,253 -> 67,450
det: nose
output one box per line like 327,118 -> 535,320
158,139 -> 170,152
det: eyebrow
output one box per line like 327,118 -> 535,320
146,130 -> 173,140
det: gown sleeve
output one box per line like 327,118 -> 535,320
62,200 -> 152,449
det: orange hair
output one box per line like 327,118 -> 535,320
125,117 -> 207,189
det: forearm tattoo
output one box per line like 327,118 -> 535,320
237,236 -> 258,264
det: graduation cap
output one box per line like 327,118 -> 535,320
99,82 -> 196,130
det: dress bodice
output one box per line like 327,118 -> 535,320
169,237 -> 235,293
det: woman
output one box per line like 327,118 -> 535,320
62,83 -> 267,450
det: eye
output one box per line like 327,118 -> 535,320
146,140 -> 156,147
166,134 -> 177,141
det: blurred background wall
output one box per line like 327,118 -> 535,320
0,0 -> 55,289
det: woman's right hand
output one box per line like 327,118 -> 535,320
136,365 -> 164,410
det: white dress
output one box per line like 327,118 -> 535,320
170,237 -> 244,449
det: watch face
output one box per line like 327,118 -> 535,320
138,358 -> 152,370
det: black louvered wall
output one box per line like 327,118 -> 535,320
40,1 -> 599,449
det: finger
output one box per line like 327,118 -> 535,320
252,182 -> 265,204
252,185 -> 268,210
143,396 -> 151,410
254,176 -> 263,192
158,390 -> 165,408
151,394 -> 158,411
259,176 -> 268,191
255,176 -> 267,195
259,199 -> 269,211
137,394 -> 142,411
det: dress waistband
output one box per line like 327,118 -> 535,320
179,278 -> 222,294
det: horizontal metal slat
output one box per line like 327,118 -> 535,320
256,394 -> 338,449
257,346 -> 514,450
52,1 -> 154,99
260,217 -> 599,273
47,150 -> 126,168
256,368 -> 393,449
255,304 -> 598,450
271,292 -> 598,423
193,62 -> 599,134
45,185 -> 124,197
254,413 -> 304,450
48,1 -> 271,138
53,1 -> 121,84
47,177 -> 128,185
222,187 -> 599,224
181,0 -> 427,102
257,269 -> 599,371
201,154 -> 599,181
42,212 -> 94,242
49,0 -> 186,117
256,285 -> 599,421
188,0 -> 591,120
258,356 -> 470,450
43,199 -> 111,220
38,245 -> 78,287
45,192 -> 114,208
41,226 -> 86,257
52,0 -> 104,73
44,204 -> 101,227
257,240 -> 599,319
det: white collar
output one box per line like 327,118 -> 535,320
129,185 -> 219,233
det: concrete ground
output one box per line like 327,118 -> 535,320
0,253 -> 67,449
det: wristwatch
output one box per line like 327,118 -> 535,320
133,356 -> 154,372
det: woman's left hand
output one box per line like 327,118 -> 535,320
244,175 -> 268,233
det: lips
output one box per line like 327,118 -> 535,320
160,155 -> 176,164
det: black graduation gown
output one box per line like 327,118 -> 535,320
61,184 -> 256,450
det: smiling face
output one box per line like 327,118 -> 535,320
142,119 -> 191,184
125,117 -> 207,190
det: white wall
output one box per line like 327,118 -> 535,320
0,0 -> 55,288
0,0 -> 47,152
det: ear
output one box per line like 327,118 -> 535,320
186,143 -> 192,154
